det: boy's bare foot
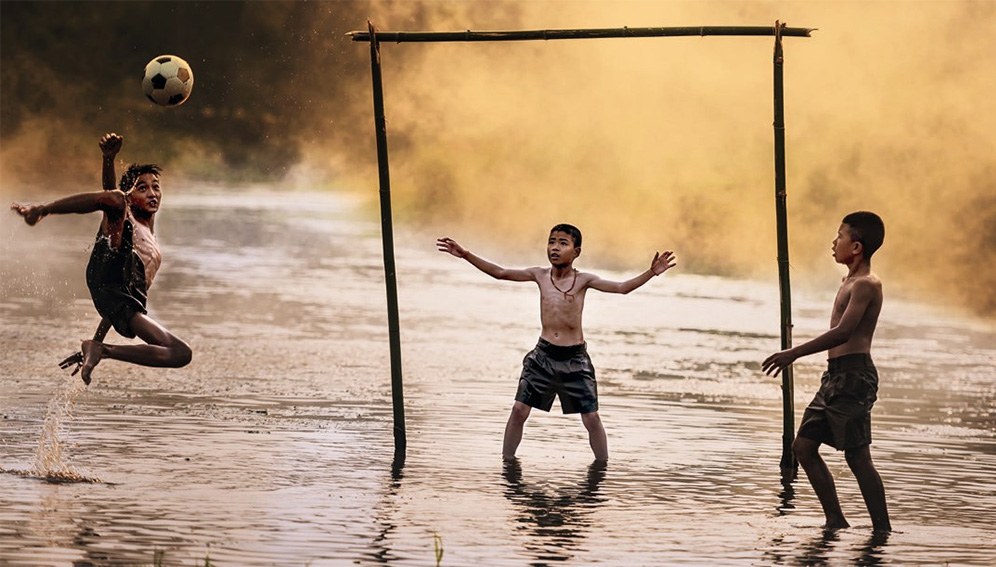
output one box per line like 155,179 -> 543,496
872,525 -> 892,535
80,340 -> 104,386
823,518 -> 850,531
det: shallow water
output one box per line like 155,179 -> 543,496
0,189 -> 993,566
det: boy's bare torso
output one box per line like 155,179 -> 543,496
537,267 -> 590,346
828,273 -> 882,358
131,220 -> 162,286
102,208 -> 162,287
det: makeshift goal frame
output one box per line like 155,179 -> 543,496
349,21 -> 812,470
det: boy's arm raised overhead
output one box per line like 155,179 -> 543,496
100,132 -> 123,190
10,190 -> 127,226
586,250 -> 676,294
436,237 -> 537,282
762,277 -> 879,376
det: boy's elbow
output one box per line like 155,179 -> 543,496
829,327 -> 853,345
97,190 -> 126,211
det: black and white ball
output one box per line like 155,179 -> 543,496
142,55 -> 194,107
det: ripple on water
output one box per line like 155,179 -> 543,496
1,190 -> 994,565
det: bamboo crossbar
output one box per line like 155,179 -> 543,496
348,26 -> 813,43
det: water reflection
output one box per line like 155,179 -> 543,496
766,470 -> 894,566
777,467 -> 798,516
502,459 -> 607,566
795,528 -> 890,566
72,523 -> 114,567
798,529 -> 841,567
367,455 -> 407,565
854,530 -> 890,566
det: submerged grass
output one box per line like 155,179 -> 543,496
434,532 -> 444,566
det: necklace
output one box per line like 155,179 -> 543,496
550,268 -> 578,302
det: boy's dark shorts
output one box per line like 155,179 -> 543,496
797,353 -> 879,451
515,338 -> 598,414
89,287 -> 147,339
85,222 -> 148,339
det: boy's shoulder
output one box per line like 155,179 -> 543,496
841,272 -> 883,298
851,272 -> 882,288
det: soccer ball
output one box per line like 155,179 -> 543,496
142,55 -> 194,106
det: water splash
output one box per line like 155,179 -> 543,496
22,379 -> 100,484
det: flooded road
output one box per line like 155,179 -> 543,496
1,190 -> 993,565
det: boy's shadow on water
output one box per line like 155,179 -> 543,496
770,468 -> 891,566
501,458 -> 607,566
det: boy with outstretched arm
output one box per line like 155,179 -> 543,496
437,224 -> 676,462
58,132 -> 127,375
10,142 -> 191,386
762,211 -> 891,533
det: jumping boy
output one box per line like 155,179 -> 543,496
437,224 -> 676,462
57,132 -> 127,376
10,137 -> 192,386
762,211 -> 891,533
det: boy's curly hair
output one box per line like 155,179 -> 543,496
119,163 -> 162,191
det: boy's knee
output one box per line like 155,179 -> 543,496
509,403 -> 531,423
170,340 -> 192,367
792,436 -> 819,461
177,346 -> 192,368
581,411 -> 602,429
845,447 -> 872,469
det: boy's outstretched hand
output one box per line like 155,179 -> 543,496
762,349 -> 797,377
99,132 -> 123,158
436,237 -> 468,259
10,202 -> 46,226
651,250 -> 677,276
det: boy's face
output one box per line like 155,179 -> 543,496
832,223 -> 861,264
547,230 -> 580,267
128,173 -> 161,217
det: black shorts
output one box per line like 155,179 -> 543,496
85,221 -> 148,339
515,338 -> 598,414
797,353 -> 879,451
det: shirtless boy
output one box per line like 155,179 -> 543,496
10,137 -> 191,385
57,132 -> 128,375
437,224 -> 676,461
762,211 -> 891,533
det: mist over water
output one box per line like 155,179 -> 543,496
1,0 -> 994,318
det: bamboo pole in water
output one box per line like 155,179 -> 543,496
367,21 -> 407,457
772,22 -> 797,472
347,25 -> 813,43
